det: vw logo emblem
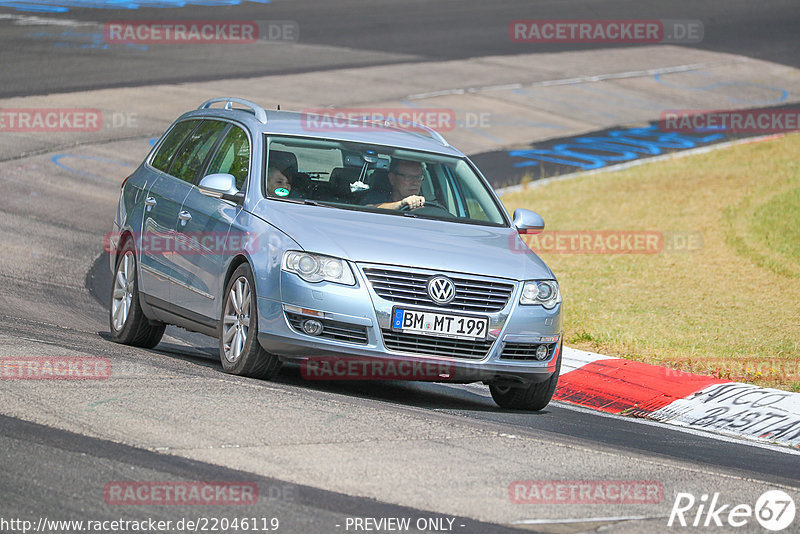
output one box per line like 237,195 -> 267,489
427,275 -> 455,305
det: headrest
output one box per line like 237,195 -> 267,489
369,169 -> 391,192
330,167 -> 360,183
268,150 -> 298,176
328,167 -> 361,196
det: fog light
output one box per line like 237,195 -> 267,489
302,319 -> 323,336
535,345 -> 549,360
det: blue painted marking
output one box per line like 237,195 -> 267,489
27,29 -> 148,50
52,153 -> 135,182
0,0 -> 270,13
149,137 -> 158,146
508,125 -> 724,170
393,309 -> 404,329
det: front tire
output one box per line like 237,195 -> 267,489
219,263 -> 281,379
490,343 -> 562,411
109,241 -> 165,348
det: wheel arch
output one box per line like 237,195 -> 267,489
116,229 -> 136,256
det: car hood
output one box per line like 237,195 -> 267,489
251,200 -> 554,281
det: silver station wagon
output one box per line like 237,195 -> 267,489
109,97 -> 563,410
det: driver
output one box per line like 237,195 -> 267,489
362,159 -> 426,210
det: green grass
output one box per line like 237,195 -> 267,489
727,184 -> 800,277
502,133 -> 800,389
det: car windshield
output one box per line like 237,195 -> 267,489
264,135 -> 508,227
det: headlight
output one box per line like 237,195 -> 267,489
281,251 -> 355,285
520,280 -> 561,309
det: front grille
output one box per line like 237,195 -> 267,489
500,343 -> 552,361
381,329 -> 494,360
363,267 -> 514,313
286,313 -> 368,345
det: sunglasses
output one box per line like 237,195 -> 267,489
392,171 -> 424,181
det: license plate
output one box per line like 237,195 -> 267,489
392,308 -> 488,340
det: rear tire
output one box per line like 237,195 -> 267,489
490,343 -> 562,411
219,263 -> 281,379
109,240 -> 165,348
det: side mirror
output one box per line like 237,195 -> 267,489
512,208 -> 545,234
198,173 -> 243,203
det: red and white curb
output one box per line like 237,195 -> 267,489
493,133 -> 800,448
556,347 -> 800,448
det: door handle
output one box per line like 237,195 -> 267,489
178,210 -> 192,222
144,196 -> 157,207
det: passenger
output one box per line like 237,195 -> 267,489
266,166 -> 292,197
361,159 -> 426,210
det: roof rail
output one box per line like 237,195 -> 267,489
353,115 -> 450,147
198,97 -> 267,124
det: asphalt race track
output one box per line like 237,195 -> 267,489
0,0 -> 798,97
1,1 -> 799,533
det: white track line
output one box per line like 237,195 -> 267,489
512,515 -> 660,525
407,59 -> 749,100
0,14 -> 98,27
553,400 -> 800,456
437,381 -> 800,455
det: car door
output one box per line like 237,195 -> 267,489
154,119 -> 230,312
138,119 -> 200,304
171,123 -> 251,322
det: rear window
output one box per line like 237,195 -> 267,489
151,120 -> 200,173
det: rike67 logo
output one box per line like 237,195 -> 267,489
668,490 -> 795,531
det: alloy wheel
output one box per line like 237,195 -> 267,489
222,276 -> 251,363
111,251 -> 135,331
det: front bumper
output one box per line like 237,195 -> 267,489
256,263 -> 562,385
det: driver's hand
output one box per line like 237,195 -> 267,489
401,195 -> 425,209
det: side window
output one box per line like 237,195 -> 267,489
168,120 -> 228,183
441,166 -> 469,218
459,177 -> 492,222
151,120 -> 200,173
206,126 -> 250,189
